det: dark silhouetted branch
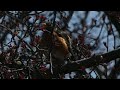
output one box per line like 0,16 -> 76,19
57,48 -> 120,74
105,11 -> 120,36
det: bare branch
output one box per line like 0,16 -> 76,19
57,48 -> 120,74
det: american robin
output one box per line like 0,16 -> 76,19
40,23 -> 73,66
51,31 -> 72,66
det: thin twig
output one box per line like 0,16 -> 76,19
49,11 -> 57,74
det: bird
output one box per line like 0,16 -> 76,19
51,31 -> 71,66
39,23 -> 74,67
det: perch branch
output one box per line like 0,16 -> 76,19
56,48 -> 120,74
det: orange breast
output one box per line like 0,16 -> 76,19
52,34 -> 69,60
40,31 -> 69,61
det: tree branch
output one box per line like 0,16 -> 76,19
104,11 -> 120,36
56,48 -> 120,74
